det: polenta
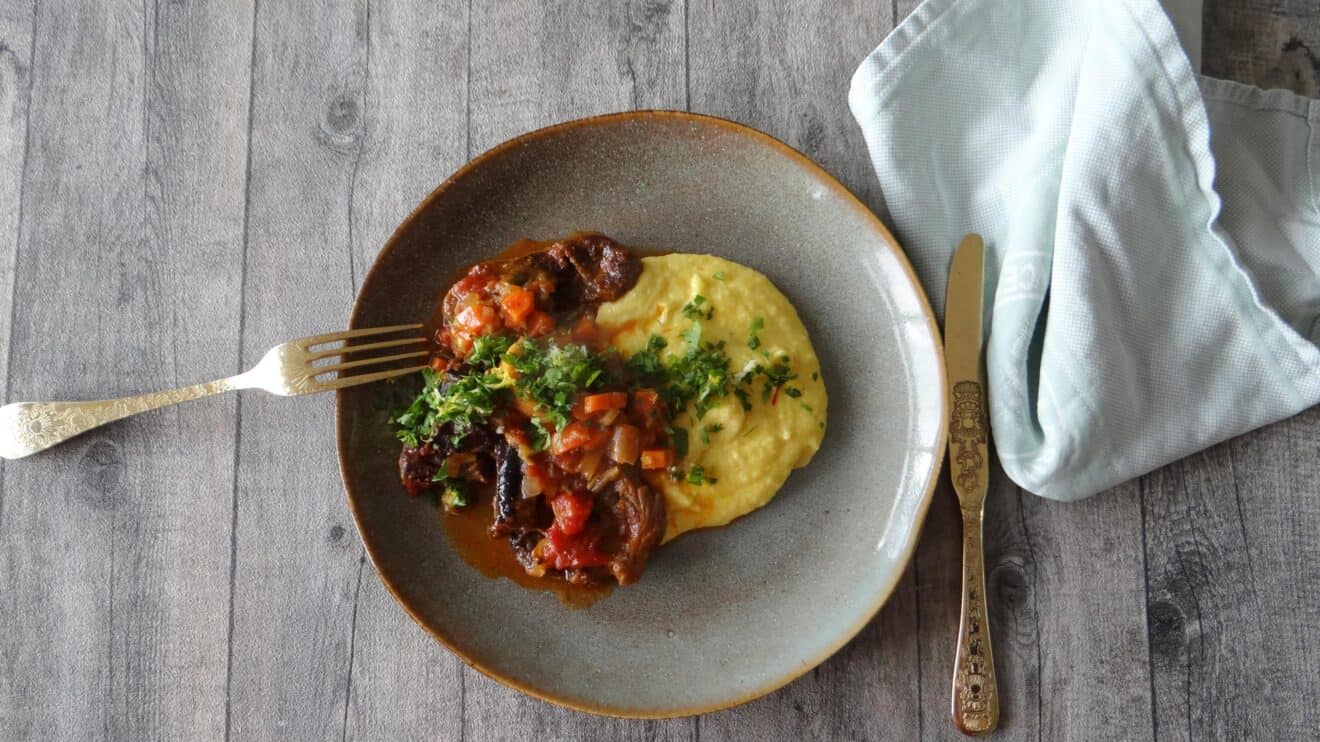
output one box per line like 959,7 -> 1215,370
597,254 -> 828,540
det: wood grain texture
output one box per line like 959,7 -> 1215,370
339,2 -> 469,740
1204,0 -> 1320,95
0,0 -> 252,739
225,1 -> 366,739
0,1 -> 31,378
0,1 -> 1316,740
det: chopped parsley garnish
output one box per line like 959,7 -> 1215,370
431,469 -> 470,508
681,295 -> 714,321
625,335 -> 669,385
681,321 -> 702,348
686,464 -> 717,485
747,317 -> 764,350
504,338 -> 612,429
527,418 -> 551,452
468,333 -> 514,369
712,271 -> 726,281
811,371 -> 818,381
664,339 -> 731,420
394,368 -> 511,447
671,427 -> 690,459
395,296 -> 808,465
800,402 -> 813,412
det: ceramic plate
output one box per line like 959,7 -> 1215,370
336,111 -> 946,717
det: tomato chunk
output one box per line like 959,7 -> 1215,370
550,491 -> 593,536
583,392 -> 628,415
639,448 -> 673,470
542,523 -> 610,570
499,286 -> 536,325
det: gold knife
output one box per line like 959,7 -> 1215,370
944,234 -> 999,735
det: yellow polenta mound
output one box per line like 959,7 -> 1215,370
596,254 -> 828,541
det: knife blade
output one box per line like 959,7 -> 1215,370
944,234 -> 999,735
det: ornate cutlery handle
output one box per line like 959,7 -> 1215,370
0,378 -> 240,459
952,507 -> 999,735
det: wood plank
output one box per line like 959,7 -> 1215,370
685,2 -> 926,739
1023,484 -> 1155,740
1147,5 -> 1320,739
1204,0 -> 1320,96
462,1 -> 688,737
0,0 -> 33,374
1141,445 -> 1274,740
1223,408 -> 1320,738
467,0 -> 686,150
339,1 -> 470,739
688,0 -> 895,214
0,1 -> 250,739
225,1 -> 367,739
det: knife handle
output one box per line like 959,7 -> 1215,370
952,508 -> 999,735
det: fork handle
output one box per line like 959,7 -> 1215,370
952,507 -> 999,735
0,377 -> 243,459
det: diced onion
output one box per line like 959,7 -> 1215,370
521,472 -> 544,498
590,466 -> 622,492
579,448 -> 606,479
609,425 -> 641,464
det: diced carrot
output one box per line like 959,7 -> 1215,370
499,286 -> 536,325
583,392 -> 628,415
552,421 -> 611,455
570,396 -> 592,421
526,311 -> 556,337
630,388 -> 663,423
640,448 -> 673,470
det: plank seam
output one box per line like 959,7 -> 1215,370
1138,479 -> 1161,742
683,0 -> 690,111
1015,488 -> 1043,741
464,0 -> 472,160
223,3 -> 261,739
1176,474 -> 1205,741
0,0 -> 42,531
346,0 -> 371,294
339,555 -> 366,742
913,548 -> 923,739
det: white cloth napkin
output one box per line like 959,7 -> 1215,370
849,0 -> 1320,500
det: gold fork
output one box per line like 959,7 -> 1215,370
0,324 -> 429,460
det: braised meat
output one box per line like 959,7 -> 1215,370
395,233 -> 669,589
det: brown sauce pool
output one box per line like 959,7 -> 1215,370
441,486 -> 612,608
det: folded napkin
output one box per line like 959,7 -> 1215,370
849,0 -> 1320,500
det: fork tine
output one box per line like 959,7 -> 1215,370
306,336 -> 427,361
296,323 -> 425,350
314,350 -> 430,374
307,364 -> 430,392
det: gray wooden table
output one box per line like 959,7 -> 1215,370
1,1 -> 1316,740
